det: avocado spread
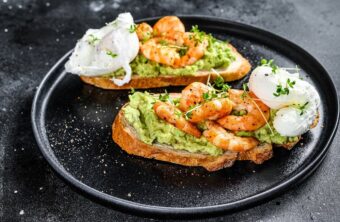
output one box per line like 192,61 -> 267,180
105,34 -> 235,78
236,110 -> 299,145
123,92 -> 223,156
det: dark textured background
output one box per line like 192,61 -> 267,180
0,0 -> 339,221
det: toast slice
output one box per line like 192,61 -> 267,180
81,44 -> 251,90
112,106 -> 273,171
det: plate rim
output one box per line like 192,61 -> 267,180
31,15 -> 339,218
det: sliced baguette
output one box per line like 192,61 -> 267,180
81,44 -> 251,90
112,106 -> 274,171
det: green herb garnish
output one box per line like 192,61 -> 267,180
175,109 -> 182,118
214,76 -> 224,88
190,25 -> 206,43
87,34 -> 100,46
202,91 -> 218,101
261,58 -> 279,74
297,102 -> 309,115
159,90 -> 170,102
159,39 -> 168,46
129,24 -> 137,33
159,90 -> 177,105
273,78 -> 296,97
241,83 -> 248,99
213,76 -> 230,92
172,98 -> 180,106
178,47 -> 188,57
231,109 -> 248,116
185,104 -> 200,120
106,50 -> 118,58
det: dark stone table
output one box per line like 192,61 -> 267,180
1,0 -> 339,221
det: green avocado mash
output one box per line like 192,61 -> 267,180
236,110 -> 299,145
123,92 -> 223,156
105,33 -> 235,78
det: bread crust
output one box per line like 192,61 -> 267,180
238,143 -> 273,164
112,110 -> 238,171
112,108 -> 275,171
80,44 -> 251,90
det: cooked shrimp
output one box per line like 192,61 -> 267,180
140,31 -> 208,67
153,16 -> 185,36
179,82 -> 211,111
140,37 -> 180,66
136,22 -> 153,41
186,98 -> 233,123
173,32 -> 209,68
217,89 -> 270,131
153,101 -> 202,138
203,121 -> 259,152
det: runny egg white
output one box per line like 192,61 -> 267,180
65,12 -> 139,86
249,66 -> 320,137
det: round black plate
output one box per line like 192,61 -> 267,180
31,16 -> 339,218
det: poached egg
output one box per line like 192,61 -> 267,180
249,66 -> 320,137
65,12 -> 139,86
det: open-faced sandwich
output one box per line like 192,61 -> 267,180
112,61 -> 320,171
65,13 -> 250,89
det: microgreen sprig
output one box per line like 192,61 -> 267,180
106,50 -> 118,58
158,90 -> 180,106
129,24 -> 137,33
87,34 -> 100,46
297,102 -> 309,115
273,78 -> 296,97
261,58 -> 279,74
241,83 -> 248,99
184,104 -> 201,120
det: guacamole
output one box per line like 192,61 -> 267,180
105,35 -> 235,78
236,110 -> 299,145
123,92 -> 223,156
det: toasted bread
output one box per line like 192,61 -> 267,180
112,106 -> 274,171
81,44 -> 251,90
238,143 -> 273,164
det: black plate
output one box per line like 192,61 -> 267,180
31,16 -> 339,218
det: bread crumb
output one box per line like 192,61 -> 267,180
19,210 -> 24,215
